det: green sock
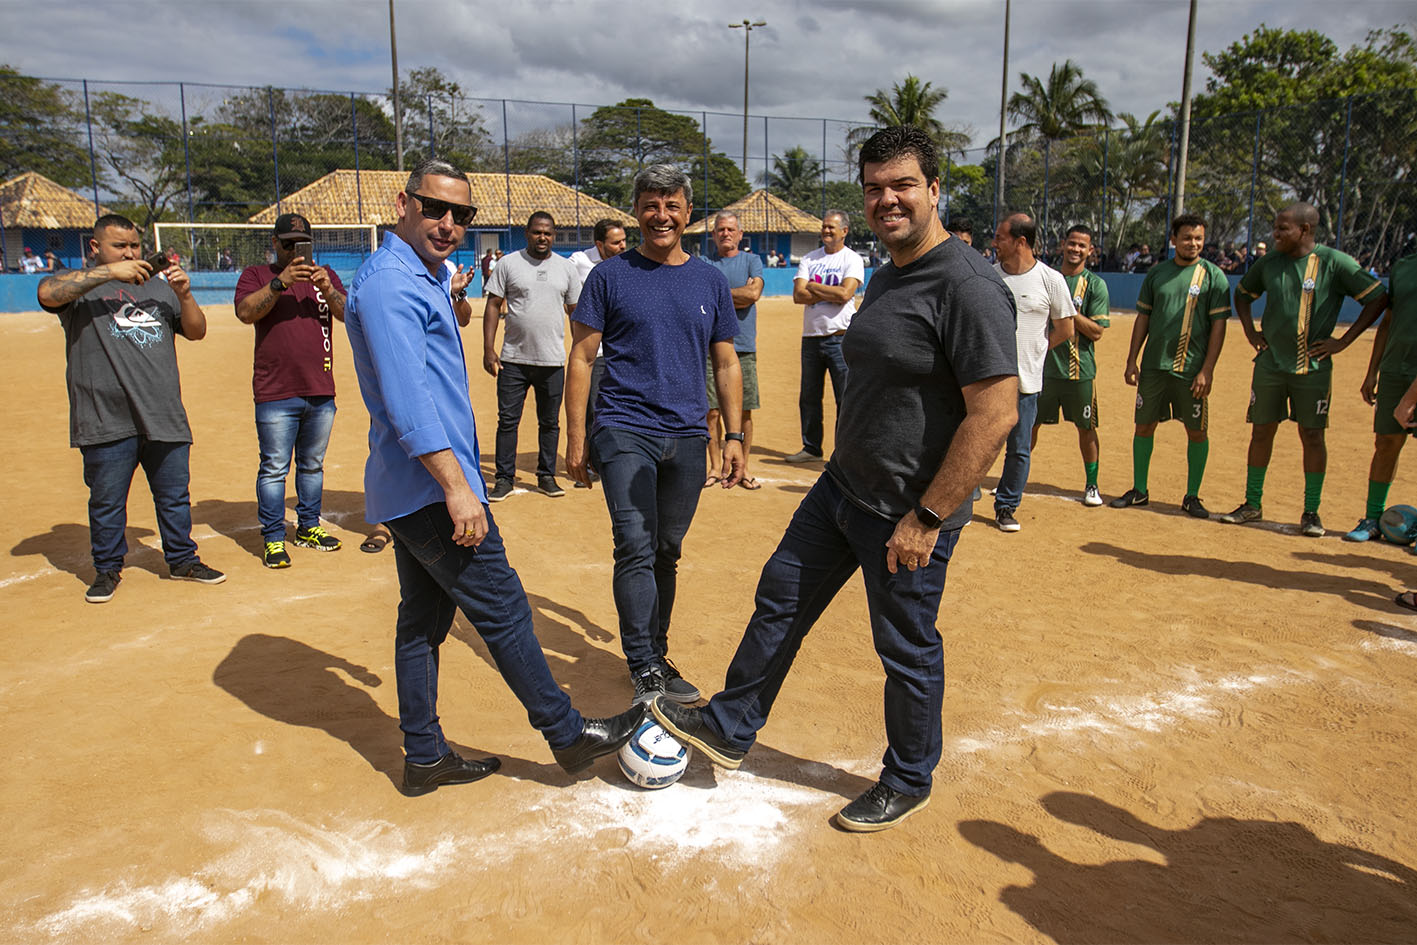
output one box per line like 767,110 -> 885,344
1366,480 -> 1391,521
1132,436 -> 1154,493
1084,461 -> 1099,489
1186,440 -> 1209,496
1304,471 -> 1325,514
1245,465 -> 1266,509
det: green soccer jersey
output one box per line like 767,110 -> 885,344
1045,269 -> 1111,381
1378,255 -> 1417,377
1136,257 -> 1231,377
1238,243 -> 1384,375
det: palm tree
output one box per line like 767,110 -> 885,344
1007,59 -> 1113,248
762,146 -> 825,209
1077,111 -> 1168,255
846,75 -> 971,161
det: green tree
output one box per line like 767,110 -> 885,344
762,146 -> 824,209
87,91 -> 187,230
689,152 -> 751,214
0,67 -> 91,186
392,67 -> 495,171
578,98 -> 743,209
847,75 -> 971,161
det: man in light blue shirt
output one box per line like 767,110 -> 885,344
345,158 -> 641,796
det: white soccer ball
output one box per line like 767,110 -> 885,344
617,719 -> 690,789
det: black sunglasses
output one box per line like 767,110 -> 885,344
406,190 -> 478,227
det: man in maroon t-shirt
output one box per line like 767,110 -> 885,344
235,213 -> 348,568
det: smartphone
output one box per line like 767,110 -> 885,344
144,251 -> 171,272
289,240 -> 313,262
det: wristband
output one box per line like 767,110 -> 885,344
724,432 -> 745,443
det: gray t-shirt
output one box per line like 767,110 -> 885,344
486,249 -> 581,367
827,239 -> 1017,528
52,273 -> 193,447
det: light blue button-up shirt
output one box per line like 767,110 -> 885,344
346,231 -> 486,524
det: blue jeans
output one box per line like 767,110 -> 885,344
255,395 -> 337,542
703,474 -> 960,796
81,436 -> 199,573
592,426 -> 706,672
799,334 -> 848,456
994,392 -> 1040,513
384,502 -> 584,763
495,363 -> 564,481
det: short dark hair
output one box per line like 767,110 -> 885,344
1171,213 -> 1206,236
1004,212 -> 1037,248
527,211 -> 555,230
93,213 -> 138,237
857,126 -> 939,186
593,218 -> 623,242
950,216 -> 973,236
1064,223 -> 1094,243
406,158 -> 470,194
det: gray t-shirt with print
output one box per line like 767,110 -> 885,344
486,249 -> 581,367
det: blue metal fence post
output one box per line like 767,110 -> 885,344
702,111 -> 709,219
179,82 -> 194,223
820,118 -> 828,219
1101,127 -> 1110,255
572,104 -> 580,235
635,106 -> 642,171
1335,95 -> 1353,251
427,93 -> 436,158
82,79 -> 101,218
1042,138 -> 1050,255
763,114 -> 769,253
502,99 -> 511,236
1245,112 -> 1261,262
268,88 -> 281,211
1163,118 -> 1177,256
351,93 -> 364,225
943,158 -> 951,227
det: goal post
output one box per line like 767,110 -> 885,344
153,222 -> 378,273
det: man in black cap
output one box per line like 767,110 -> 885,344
234,213 -> 348,568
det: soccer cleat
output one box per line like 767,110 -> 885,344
1108,488 -> 1149,508
85,570 -> 122,603
1181,495 -> 1210,519
650,696 -> 746,769
487,479 -> 514,502
171,559 -> 226,584
293,525 -> 341,551
536,476 -> 565,498
835,781 -> 931,833
263,541 -> 292,568
784,449 -> 822,464
1082,485 -> 1103,507
1218,502 -> 1262,525
1299,511 -> 1324,537
658,657 -> 701,704
1343,518 -> 1380,542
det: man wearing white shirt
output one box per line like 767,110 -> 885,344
788,210 -> 864,463
991,213 -> 1074,532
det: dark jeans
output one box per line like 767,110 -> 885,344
81,436 -> 199,573
255,395 -> 336,541
385,502 -> 583,763
995,392 -> 1040,513
800,334 -> 848,456
703,473 -> 961,796
592,426 -> 706,672
496,362 -> 564,481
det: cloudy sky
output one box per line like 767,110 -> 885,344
5,0 -> 1411,165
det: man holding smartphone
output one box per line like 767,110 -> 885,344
37,213 -> 226,602
235,213 -> 347,568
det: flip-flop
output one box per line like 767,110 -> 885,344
703,476 -> 721,489
738,477 -> 762,490
360,534 -> 389,553
1395,591 -> 1417,612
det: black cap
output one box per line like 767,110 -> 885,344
274,213 -> 311,240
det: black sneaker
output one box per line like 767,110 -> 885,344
1109,488 -> 1149,508
401,750 -> 501,796
1218,502 -> 1262,525
1300,510 -> 1325,537
631,664 -> 667,705
293,524 -> 341,551
537,476 -> 565,498
171,559 -> 226,584
1180,495 -> 1210,519
487,479 -> 514,502
263,541 -> 292,568
995,508 -> 1021,532
650,695 -> 746,769
835,781 -> 931,832
658,657 -> 701,704
86,570 -> 122,603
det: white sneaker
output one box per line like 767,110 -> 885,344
1083,485 -> 1102,507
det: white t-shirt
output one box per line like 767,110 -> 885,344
485,250 -> 581,367
795,246 -> 864,336
568,245 -> 602,286
994,259 -> 1073,394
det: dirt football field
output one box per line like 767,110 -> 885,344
2,295 -> 1415,944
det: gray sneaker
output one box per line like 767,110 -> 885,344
171,559 -> 226,584
487,479 -> 514,502
1218,502 -> 1262,524
658,658 -> 701,704
86,570 -> 122,603
537,476 -> 565,498
995,508 -> 1021,532
784,449 -> 822,464
631,664 -> 667,705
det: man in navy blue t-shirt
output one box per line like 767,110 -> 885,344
566,164 -> 744,706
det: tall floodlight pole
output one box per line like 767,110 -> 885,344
995,0 -> 1011,228
389,0 -> 404,171
1174,0 -> 1199,216
729,19 -> 767,175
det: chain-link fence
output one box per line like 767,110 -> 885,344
2,70 -> 1413,274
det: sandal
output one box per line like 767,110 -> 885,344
360,534 -> 389,553
738,477 -> 762,491
1395,591 -> 1417,612
703,476 -> 721,489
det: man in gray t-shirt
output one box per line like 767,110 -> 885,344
481,211 -> 581,500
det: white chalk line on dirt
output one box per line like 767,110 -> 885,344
0,569 -> 49,589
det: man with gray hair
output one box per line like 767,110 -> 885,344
788,209 -> 863,463
344,158 -> 641,795
566,164 -> 744,706
703,211 -> 764,489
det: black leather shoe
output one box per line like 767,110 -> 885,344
553,705 -> 645,773
835,781 -> 931,832
401,750 -> 501,796
650,695 -> 746,769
